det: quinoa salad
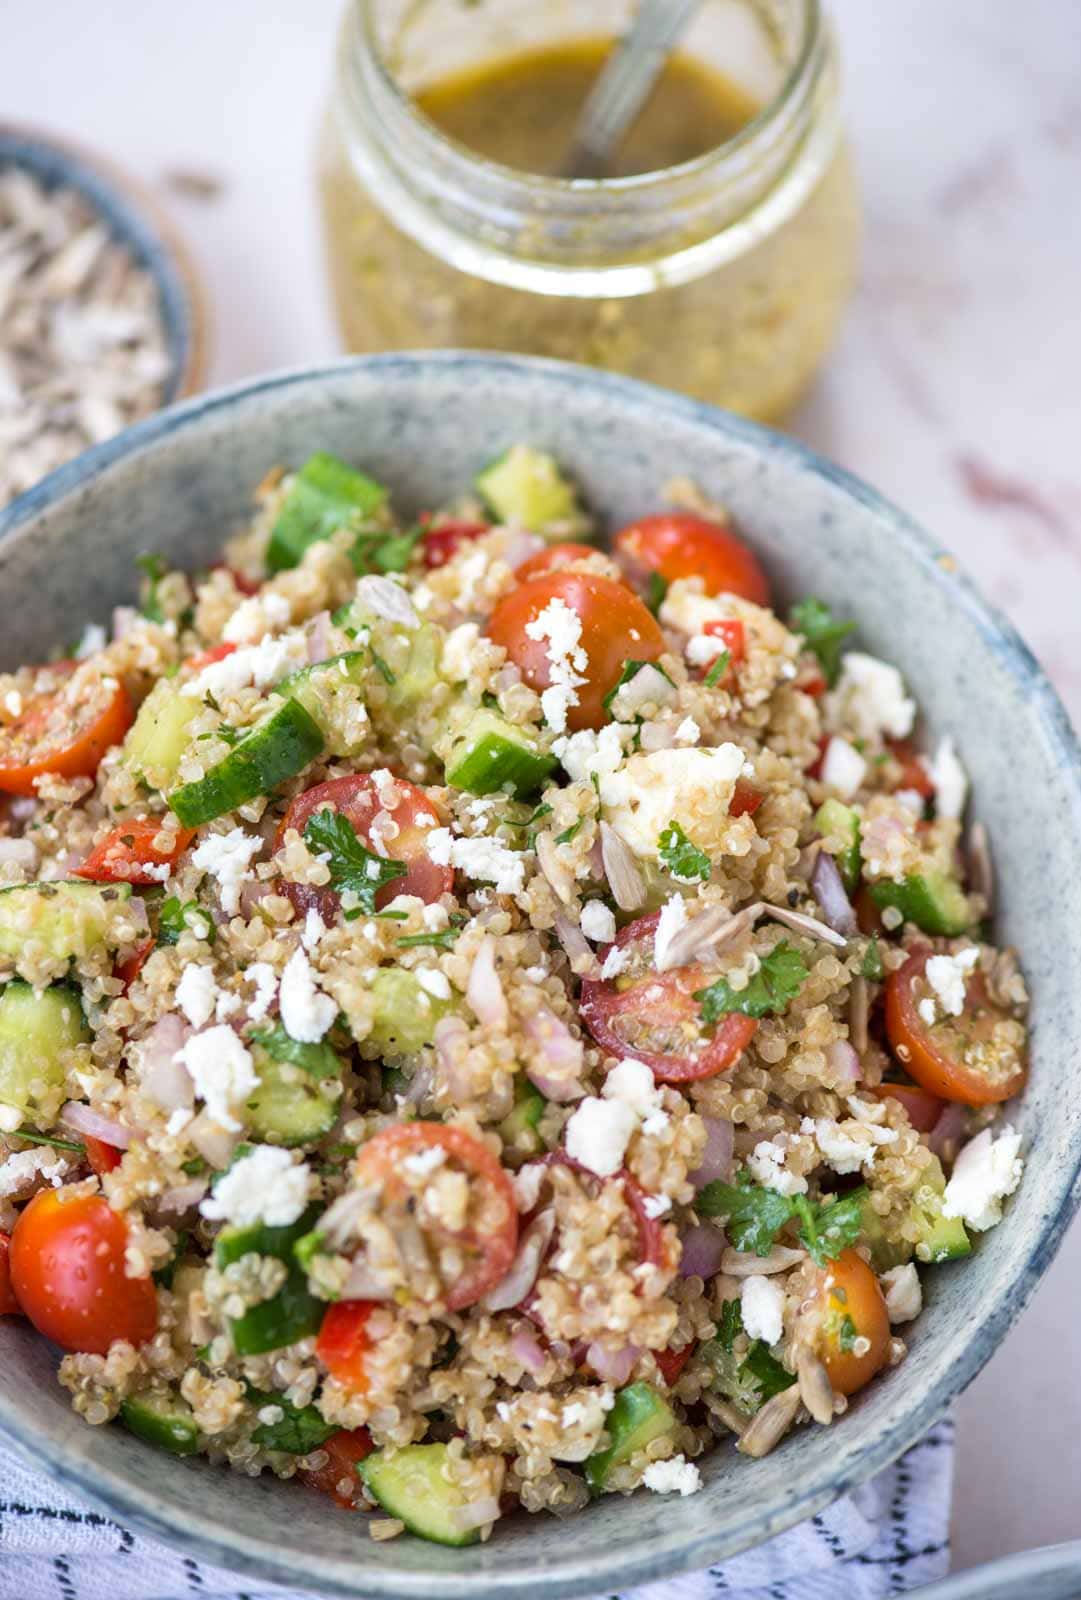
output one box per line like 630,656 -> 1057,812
0,445 -> 1028,1544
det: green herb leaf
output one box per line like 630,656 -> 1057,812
703,649 -> 732,689
808,1190 -> 866,1266
370,648 -> 396,685
13,1128 -> 84,1154
396,927 -> 462,951
303,809 -> 407,916
136,552 -> 169,624
181,1156 -> 208,1177
292,1228 -> 326,1274
157,896 -> 214,947
600,659 -> 672,716
696,1172 -> 796,1256
741,1342 -> 796,1399
860,937 -> 884,981
347,522 -> 423,578
646,572 -> 669,615
657,820 -> 711,884
788,597 -> 856,687
717,1297 -> 742,1353
250,1023 -> 343,1079
247,1388 -> 337,1454
694,940 -> 808,1023
555,819 -> 584,845
838,1313 -> 858,1352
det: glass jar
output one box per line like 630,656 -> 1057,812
318,0 -> 860,422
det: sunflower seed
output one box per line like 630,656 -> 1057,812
720,1245 -> 805,1277
762,901 -> 849,948
660,900 -> 763,972
599,821 -> 646,911
796,1349 -> 835,1425
849,975 -> 869,1053
736,1382 -> 802,1458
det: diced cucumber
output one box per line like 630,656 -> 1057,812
246,1040 -> 339,1146
382,624 -> 444,718
0,881 -> 133,965
444,708 -> 555,799
247,1387 -> 337,1453
267,453 -> 387,573
123,680 -> 201,790
249,1023 -> 344,1080
498,1078 -> 546,1157
475,446 -> 579,531
359,1443 -> 480,1547
584,1381 -> 676,1495
856,1189 -> 910,1272
278,652 -> 370,757
368,968 -> 452,1056
815,799 -> 861,893
169,699 -> 324,827
868,871 -> 971,937
0,981 -> 89,1126
120,1391 -> 200,1456
910,1155 -> 971,1263
214,1203 -> 324,1355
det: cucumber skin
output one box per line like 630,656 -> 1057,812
267,453 -> 386,574
245,1046 -> 338,1146
120,1394 -> 200,1456
0,881 -> 133,963
445,709 -> 556,799
868,872 -> 971,937
0,980 -> 89,1121
215,1204 -> 324,1356
359,1443 -> 479,1547
585,1381 -> 676,1495
169,699 -> 324,827
123,680 -> 200,788
815,799 -> 861,892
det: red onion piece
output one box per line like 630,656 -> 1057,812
448,1497 -> 502,1534
306,610 -> 331,664
499,530 -> 545,570
510,1326 -> 548,1375
586,1342 -> 641,1385
553,914 -> 599,978
927,1101 -> 965,1158
522,1008 -> 585,1103
688,1117 -> 734,1189
678,1221 -> 727,1280
810,851 -> 859,937
59,1102 -> 133,1148
828,1039 -> 862,1084
482,1209 -> 555,1312
0,837 -> 38,871
140,1014 -> 194,1110
189,1115 -> 237,1170
238,878 -> 274,920
467,936 -> 508,1029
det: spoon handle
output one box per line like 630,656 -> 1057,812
563,0 -> 704,178
911,1541 -> 1081,1600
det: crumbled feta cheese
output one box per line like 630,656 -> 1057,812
175,964 -> 218,1030
165,1108 -> 193,1137
674,717 -> 700,746
191,829 -> 261,916
600,943 -> 631,980
813,1117 -> 877,1174
826,652 -> 915,743
441,622 -> 480,683
642,1456 -> 702,1497
659,586 -> 735,638
603,1058 -> 667,1128
425,829 -> 525,896
177,1026 -> 259,1132
942,1126 -> 1023,1231
302,908 -> 327,952
2,690 -> 22,717
686,633 -> 729,668
0,1147 -> 71,1196
354,574 -> 418,628
525,597 -> 589,734
740,1274 -> 786,1346
403,1146 -> 446,1177
929,736 -> 968,820
257,1404 -> 285,1426
422,902 -> 449,932
182,632 -> 307,699
642,1193 -> 672,1218
245,962 -> 278,1023
222,592 -> 291,644
199,1144 -> 311,1227
609,663 -> 677,721
279,948 -> 336,1043
580,900 -> 616,944
564,1096 -> 637,1177
416,967 -> 451,1001
895,788 -> 926,815
925,947 -> 979,1019
821,736 -> 867,800
553,723 -> 630,785
880,1262 -> 922,1324
747,1136 -> 808,1197
653,893 -> 688,970
600,745 -> 746,859
74,622 -> 106,659
918,997 -> 937,1026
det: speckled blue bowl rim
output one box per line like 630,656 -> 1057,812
0,125 -> 203,404
1,353 -> 1080,1599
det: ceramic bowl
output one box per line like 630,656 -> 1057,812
0,122 -> 209,404
0,354 -> 1079,1599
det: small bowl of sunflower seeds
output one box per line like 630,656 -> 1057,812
0,123 -> 209,510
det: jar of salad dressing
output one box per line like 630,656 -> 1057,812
319,0 -> 860,422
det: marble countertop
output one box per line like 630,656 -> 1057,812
7,0 -> 1081,1577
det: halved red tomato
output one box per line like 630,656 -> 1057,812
422,518 -> 489,569
579,912 -> 758,1083
296,1427 -> 374,1509
0,662 -> 133,796
514,542 -> 604,584
83,1136 -> 124,1178
524,1153 -> 673,1292
354,1123 -> 518,1312
317,1300 -> 376,1394
807,1249 -> 890,1397
885,947 -> 1026,1106
612,513 -> 770,605
74,818 -> 195,885
115,939 -> 154,991
186,641 -> 238,672
276,774 -> 452,922
654,1342 -> 693,1386
872,1081 -> 943,1133
487,572 -> 664,732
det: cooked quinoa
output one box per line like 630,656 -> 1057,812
0,445 -> 1027,1544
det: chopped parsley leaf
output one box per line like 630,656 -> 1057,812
370,649 -> 396,685
788,597 -> 856,687
703,649 -> 732,689
555,818 -> 585,845
249,1023 -> 342,1079
860,937 -> 884,981
157,896 -> 213,947
838,1314 -> 858,1353
698,1171 -> 867,1263
646,572 -> 669,615
397,927 -> 462,951
136,551 -> 169,623
741,1342 -> 796,1399
694,940 -> 808,1023
717,1297 -> 742,1353
302,809 -> 407,915
657,820 -> 711,884
14,1128 -> 84,1154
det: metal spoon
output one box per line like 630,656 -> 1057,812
909,1540 -> 1081,1600
562,0 -> 705,178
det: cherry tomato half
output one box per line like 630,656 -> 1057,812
83,1136 -> 124,1177
74,818 -> 195,886
10,1188 -> 157,1353
354,1124 -> 518,1312
886,739 -> 934,801
580,912 -> 758,1083
296,1427 -> 374,1510
514,542 -> 605,584
808,1249 -> 890,1397
885,947 -> 1027,1106
730,777 -> 765,818
0,1234 -> 22,1318
872,1081 -> 943,1133
701,617 -> 746,688
317,1299 -> 376,1394
612,513 -> 770,606
487,572 -> 664,732
653,1342 -> 693,1387
186,641 -> 238,673
0,663 -> 133,796
115,939 -> 154,991
422,519 -> 489,570
276,774 -> 452,923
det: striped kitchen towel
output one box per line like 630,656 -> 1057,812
0,1417 -> 953,1600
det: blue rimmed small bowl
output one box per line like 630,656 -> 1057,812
0,122 -> 208,405
0,353 -> 1079,1600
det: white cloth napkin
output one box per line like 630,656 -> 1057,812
0,1418 -> 953,1600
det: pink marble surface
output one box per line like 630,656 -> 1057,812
7,0 -> 1081,1575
